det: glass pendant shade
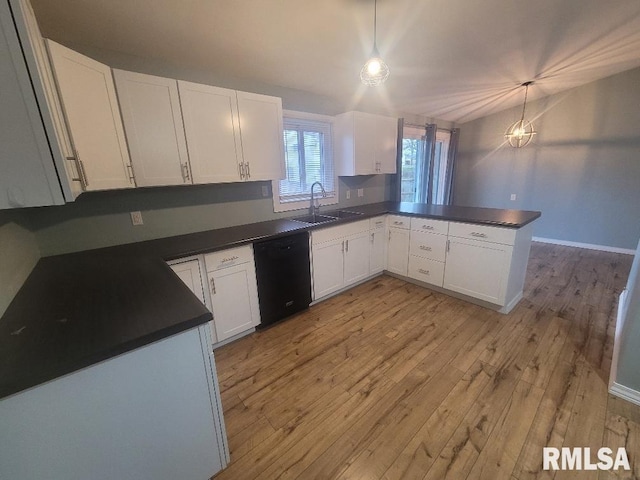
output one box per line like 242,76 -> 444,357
361,0 -> 389,86
360,47 -> 390,86
505,81 -> 536,148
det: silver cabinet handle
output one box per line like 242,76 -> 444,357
210,277 -> 216,295
78,159 -> 89,187
418,268 -> 430,275
342,240 -> 345,253
423,225 -> 434,230
245,162 -> 250,179
419,245 -> 432,251
371,233 -> 375,243
221,256 -> 239,263
393,221 -> 403,226
182,163 -> 191,182
127,164 -> 136,185
345,239 -> 349,252
446,239 -> 451,252
65,156 -> 83,184
471,232 -> 487,238
238,163 -> 244,179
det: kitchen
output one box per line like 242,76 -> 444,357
1,0 -> 640,479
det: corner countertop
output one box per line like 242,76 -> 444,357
0,202 -> 540,399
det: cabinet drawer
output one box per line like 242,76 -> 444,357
408,256 -> 445,287
448,222 -> 516,246
387,215 -> 410,230
409,230 -> 447,262
369,216 -> 386,230
410,217 -> 449,235
205,245 -> 253,271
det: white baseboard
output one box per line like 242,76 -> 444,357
532,237 -> 635,255
609,382 -> 640,407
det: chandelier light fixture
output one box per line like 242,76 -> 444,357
505,81 -> 536,148
360,0 -> 389,87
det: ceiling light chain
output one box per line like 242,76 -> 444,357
505,81 -> 536,148
360,0 -> 390,87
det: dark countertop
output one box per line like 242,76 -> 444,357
0,202 -> 540,399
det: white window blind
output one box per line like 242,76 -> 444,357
279,117 -> 334,203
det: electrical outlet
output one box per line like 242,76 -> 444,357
261,185 -> 269,197
358,188 -> 364,198
130,211 -> 144,226
346,190 -> 350,200
510,193 -> 517,201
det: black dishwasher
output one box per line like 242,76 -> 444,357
253,231 -> 312,327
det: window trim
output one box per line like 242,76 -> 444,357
272,110 -> 339,213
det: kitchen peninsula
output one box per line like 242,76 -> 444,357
0,201 -> 539,480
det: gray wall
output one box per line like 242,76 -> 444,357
454,67 -> 640,250
617,240 -> 640,392
24,175 -> 391,257
0,211 -> 40,316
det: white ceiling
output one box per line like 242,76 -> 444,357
31,0 -> 640,123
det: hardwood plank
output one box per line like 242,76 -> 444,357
382,360 -> 497,480
466,379 -> 545,480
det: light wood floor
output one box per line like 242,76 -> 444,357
213,243 -> 639,480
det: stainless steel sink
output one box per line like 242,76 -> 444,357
322,210 -> 364,219
290,214 -> 338,225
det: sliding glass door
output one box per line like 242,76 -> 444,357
400,125 -> 452,204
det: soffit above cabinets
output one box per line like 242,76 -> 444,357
30,0 -> 640,123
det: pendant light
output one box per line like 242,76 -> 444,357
360,0 -> 389,87
505,81 -> 536,148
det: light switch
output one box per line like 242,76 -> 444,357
358,188 -> 364,198
510,194 -> 517,201
346,190 -> 351,199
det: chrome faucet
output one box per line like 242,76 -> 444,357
309,181 -> 326,216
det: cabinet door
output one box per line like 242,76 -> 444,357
178,81 -> 242,184
169,259 -> 206,305
353,112 -> 377,175
236,91 -> 284,181
376,115 -> 398,174
208,263 -> 260,342
312,239 -> 345,300
387,227 -> 410,276
10,0 -> 81,201
46,41 -> 133,192
443,237 -> 513,305
344,232 -> 371,286
113,70 -> 189,187
370,230 -> 386,274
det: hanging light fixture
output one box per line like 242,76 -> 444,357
360,0 -> 389,87
505,81 -> 536,148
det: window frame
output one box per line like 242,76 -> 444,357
272,110 -> 338,213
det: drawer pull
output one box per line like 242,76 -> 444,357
393,221 -> 404,225
210,278 -> 217,295
422,225 -> 434,230
418,268 -> 430,275
471,232 -> 487,238
221,256 -> 239,263
419,245 -> 432,251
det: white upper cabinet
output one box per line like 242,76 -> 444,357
236,91 -> 285,181
178,81 -> 242,184
47,41 -> 134,192
335,111 -> 398,176
113,70 -> 190,187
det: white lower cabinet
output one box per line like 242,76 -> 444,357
168,257 -> 217,344
204,245 -> 261,343
312,238 -> 345,299
387,227 -> 410,276
343,231 -> 371,286
311,220 -> 371,301
369,216 -> 387,275
443,236 -> 514,305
